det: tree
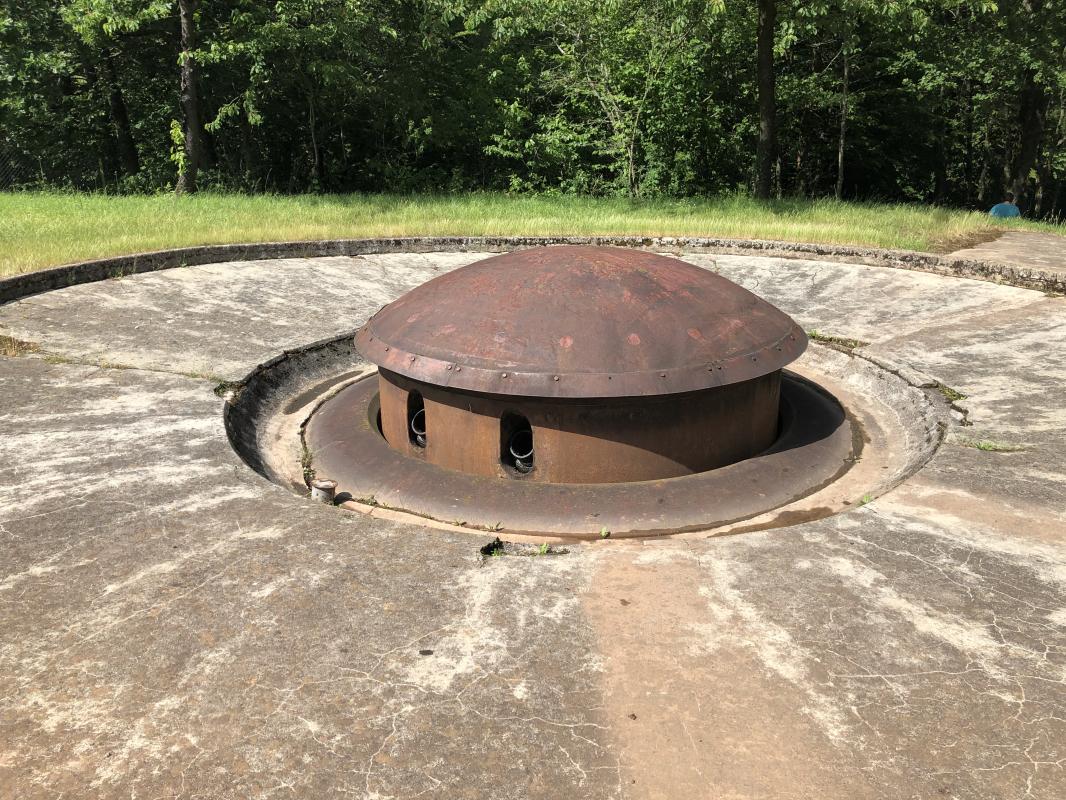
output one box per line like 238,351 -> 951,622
755,0 -> 776,199
175,0 -> 201,193
1000,0 -> 1062,206
101,48 -> 140,176
1,0 -> 1063,212
62,0 -> 201,192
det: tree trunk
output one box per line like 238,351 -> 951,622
835,51 -> 848,201
1037,100 -> 1066,218
1009,69 -> 1047,204
755,0 -> 776,200
1035,159 -> 1049,218
977,157 -> 988,205
239,112 -> 258,189
175,0 -> 202,195
309,94 -> 323,190
103,51 -> 139,177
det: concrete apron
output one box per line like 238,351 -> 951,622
0,249 -> 1064,799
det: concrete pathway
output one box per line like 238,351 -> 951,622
1,251 -> 1065,799
950,229 -> 1066,277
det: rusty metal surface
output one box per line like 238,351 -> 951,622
304,372 -> 856,538
355,246 -> 806,398
379,368 -> 782,484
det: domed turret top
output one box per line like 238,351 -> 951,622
355,246 -> 806,398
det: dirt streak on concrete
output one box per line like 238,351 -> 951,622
584,543 -> 880,799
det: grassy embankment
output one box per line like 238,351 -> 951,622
2,191 -> 1059,277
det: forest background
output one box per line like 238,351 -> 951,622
2,0 -> 1063,219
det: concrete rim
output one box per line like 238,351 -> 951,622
3,234 -> 1064,307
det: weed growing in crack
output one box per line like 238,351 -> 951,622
40,353 -> 138,371
807,330 -> 867,351
301,444 -> 316,485
479,537 -> 570,559
956,437 -> 1025,453
213,380 -> 243,399
0,335 -> 40,358
481,538 -> 506,557
936,382 -> 966,403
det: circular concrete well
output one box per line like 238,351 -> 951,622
224,244 -> 949,539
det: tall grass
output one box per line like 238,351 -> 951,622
1,191 -> 1053,277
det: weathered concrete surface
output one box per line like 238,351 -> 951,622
0,253 -> 486,379
1,251 -> 1065,799
950,230 -> 1066,278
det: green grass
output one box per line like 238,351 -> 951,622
1,190 -> 1061,277
955,437 -> 1026,453
807,329 -> 868,351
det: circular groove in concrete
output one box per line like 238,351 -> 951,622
223,332 -> 948,539
302,371 -> 852,538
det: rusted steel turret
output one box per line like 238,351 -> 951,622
356,246 -> 806,484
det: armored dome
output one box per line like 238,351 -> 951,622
355,246 -> 806,398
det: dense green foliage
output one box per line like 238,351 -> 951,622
1,0 -> 1063,216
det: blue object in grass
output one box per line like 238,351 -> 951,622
989,201 -> 1020,218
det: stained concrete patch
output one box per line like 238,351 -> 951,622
2,249 -> 1066,798
585,545 -> 883,800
